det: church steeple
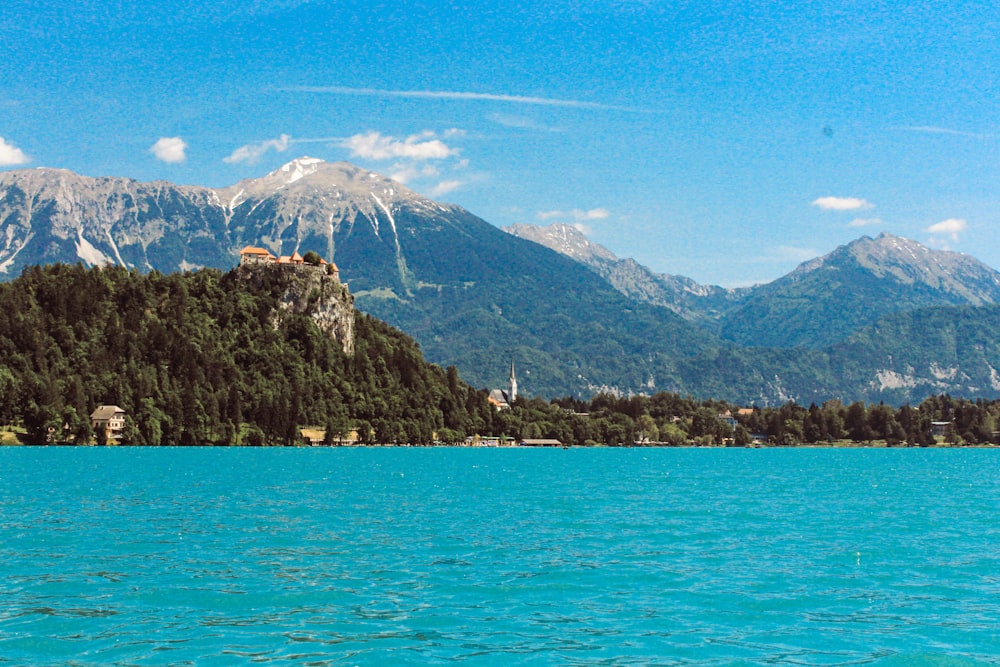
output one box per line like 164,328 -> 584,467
509,360 -> 518,402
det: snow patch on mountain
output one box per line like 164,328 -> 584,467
280,157 -> 324,184
76,231 -> 110,267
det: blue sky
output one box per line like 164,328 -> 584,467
2,0 -> 998,285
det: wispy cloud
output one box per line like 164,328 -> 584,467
430,180 -> 464,196
780,246 -> 819,262
0,136 -> 30,166
224,134 -> 292,164
896,126 -> 985,139
812,196 -> 874,211
149,137 -> 188,163
488,113 -> 563,132
848,217 -> 884,228
341,131 -> 458,161
389,162 -> 440,183
537,208 -> 611,222
926,217 -> 967,245
744,245 -> 821,279
277,85 -> 648,112
756,245 -> 820,265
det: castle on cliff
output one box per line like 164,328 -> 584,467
239,246 -> 340,282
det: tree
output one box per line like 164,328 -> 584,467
245,425 -> 265,446
845,402 -> 874,442
636,414 -> 659,444
659,422 -> 688,446
690,407 -> 726,444
95,420 -> 108,446
436,428 -> 463,445
121,416 -> 141,445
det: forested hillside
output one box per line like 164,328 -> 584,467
0,264 -> 497,445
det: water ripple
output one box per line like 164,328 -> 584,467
1,447 -> 999,665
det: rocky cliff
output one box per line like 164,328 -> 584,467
236,263 -> 355,356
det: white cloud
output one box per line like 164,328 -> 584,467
340,131 -> 458,161
223,134 -> 291,164
0,136 -> 30,166
149,137 -> 187,163
848,217 -> 884,228
927,218 -> 967,243
537,208 -> 610,221
390,162 -> 440,184
811,196 -> 874,211
430,180 -> 463,196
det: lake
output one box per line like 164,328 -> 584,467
1,447 -> 998,665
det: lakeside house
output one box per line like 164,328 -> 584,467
464,435 -> 516,447
90,405 -> 126,443
931,421 -> 952,438
520,438 -> 563,447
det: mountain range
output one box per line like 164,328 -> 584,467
3,158 -> 1000,405
504,222 -> 1000,348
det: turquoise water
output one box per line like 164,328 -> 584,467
1,447 -> 998,665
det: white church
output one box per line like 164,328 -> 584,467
488,362 -> 518,410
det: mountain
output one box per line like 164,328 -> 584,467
670,303 -> 1000,406
4,160 -> 1000,404
0,158 -> 485,292
0,167 -> 227,274
505,223 -> 1000,351
0,159 -> 719,397
503,222 -> 750,324
828,303 -> 1000,405
717,233 -> 1000,348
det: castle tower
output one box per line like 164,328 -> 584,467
509,360 -> 518,402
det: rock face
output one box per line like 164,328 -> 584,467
503,222 -> 750,325
0,167 -> 227,275
237,263 -> 355,356
0,158 -> 463,288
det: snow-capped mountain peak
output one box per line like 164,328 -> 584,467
275,156 -> 325,184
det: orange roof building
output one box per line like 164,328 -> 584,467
239,246 -> 276,265
239,247 -> 339,281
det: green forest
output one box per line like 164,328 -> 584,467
1,264 -> 998,447
0,264 -> 498,446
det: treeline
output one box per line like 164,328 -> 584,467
496,392 -> 1000,447
2,264 -> 998,447
0,264 -> 503,445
